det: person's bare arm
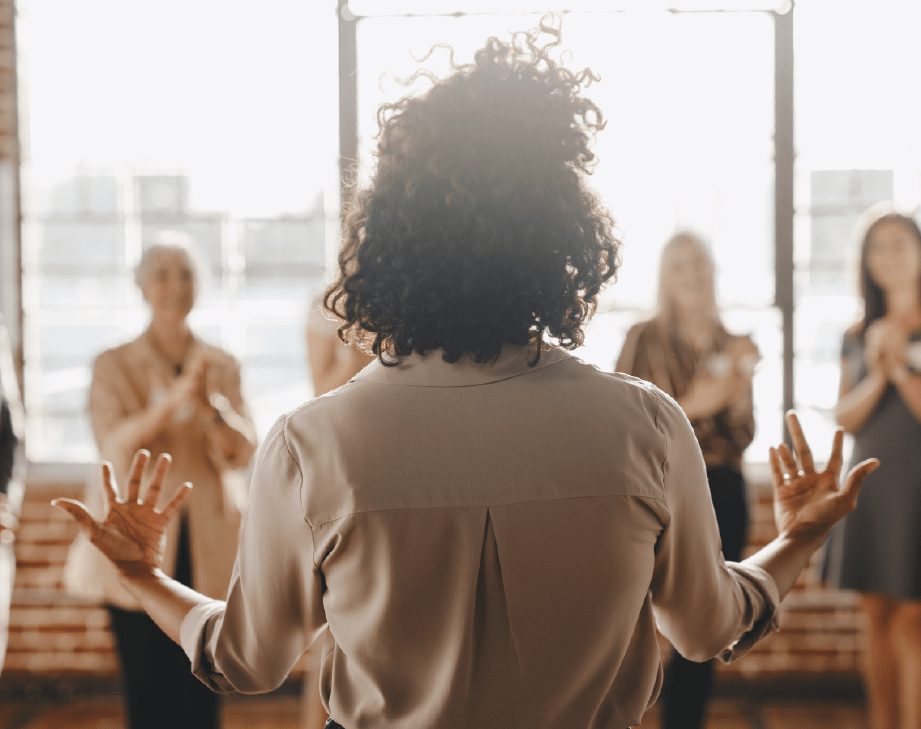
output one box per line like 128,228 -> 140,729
745,412 -> 878,600
834,354 -> 888,433
52,452 -> 205,644
54,423 -> 323,693
835,322 -> 902,433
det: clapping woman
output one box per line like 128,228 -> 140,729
616,232 -> 758,729
63,231 -> 257,729
828,211 -> 921,729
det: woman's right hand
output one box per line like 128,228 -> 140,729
769,411 -> 879,542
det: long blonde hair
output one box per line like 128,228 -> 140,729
656,230 -> 724,341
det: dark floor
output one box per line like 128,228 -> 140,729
0,695 -> 869,729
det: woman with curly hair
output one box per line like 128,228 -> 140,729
54,19 -> 876,729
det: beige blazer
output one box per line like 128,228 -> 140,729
64,330 -> 257,609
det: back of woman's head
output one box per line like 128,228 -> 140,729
327,17 -> 620,365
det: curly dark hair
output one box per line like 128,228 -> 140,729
326,16 -> 621,366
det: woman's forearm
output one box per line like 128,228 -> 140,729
102,396 -> 179,457
742,530 -> 828,603
119,568 -> 211,645
835,369 -> 888,433
200,400 -> 257,468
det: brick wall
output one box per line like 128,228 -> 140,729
1,469 -> 864,689
5,481 -> 118,678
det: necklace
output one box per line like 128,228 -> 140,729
145,328 -> 192,378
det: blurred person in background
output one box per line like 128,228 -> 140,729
616,231 -> 758,729
0,312 -> 24,676
306,293 -> 374,398
52,21 -> 877,729
301,297 -> 371,729
62,231 -> 257,729
828,209 -> 921,729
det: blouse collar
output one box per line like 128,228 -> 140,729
352,344 -> 575,388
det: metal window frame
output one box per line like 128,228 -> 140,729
337,1 -> 797,437
13,2 -> 797,476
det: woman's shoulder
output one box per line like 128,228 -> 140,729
721,329 -> 758,354
92,335 -> 146,370
623,317 -> 664,349
196,339 -> 241,371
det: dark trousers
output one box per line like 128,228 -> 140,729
660,464 -> 749,729
107,515 -> 220,729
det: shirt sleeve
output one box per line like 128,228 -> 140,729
649,390 -> 780,663
87,352 -> 132,455
179,414 -> 327,693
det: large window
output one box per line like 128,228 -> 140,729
22,1 -> 909,467
355,9 -> 781,459
17,0 -> 339,461
793,0 -> 921,460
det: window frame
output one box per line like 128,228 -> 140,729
15,1 -> 799,481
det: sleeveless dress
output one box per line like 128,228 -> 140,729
824,328 -> 921,600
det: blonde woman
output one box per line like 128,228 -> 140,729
616,232 -> 758,729
64,231 -> 257,729
828,211 -> 921,729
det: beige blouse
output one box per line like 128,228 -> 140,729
180,346 -> 779,729
64,330 -> 257,609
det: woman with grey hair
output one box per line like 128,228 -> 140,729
63,231 -> 257,729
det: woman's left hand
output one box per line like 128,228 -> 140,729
52,450 -> 191,576
769,411 -> 878,542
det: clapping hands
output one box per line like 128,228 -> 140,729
865,318 -> 908,380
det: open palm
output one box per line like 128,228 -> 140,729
53,450 -> 191,574
770,411 -> 878,541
